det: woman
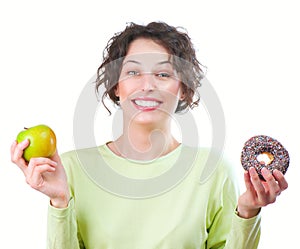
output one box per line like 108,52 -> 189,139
11,22 -> 288,249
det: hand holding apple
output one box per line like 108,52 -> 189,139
11,125 -> 70,208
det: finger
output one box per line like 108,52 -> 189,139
26,158 -> 57,187
28,157 -> 58,169
50,150 -> 60,162
26,157 -> 57,180
244,171 -> 255,191
26,164 -> 56,190
244,170 -> 257,197
273,169 -> 288,190
17,138 -> 30,150
10,140 -> 19,162
249,167 -> 268,203
12,139 -> 29,159
50,151 -> 64,171
261,167 -> 281,199
11,139 -> 30,171
10,140 -> 18,155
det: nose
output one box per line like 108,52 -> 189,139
140,72 -> 156,91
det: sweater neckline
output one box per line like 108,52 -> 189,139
102,141 -> 183,165
98,142 -> 183,179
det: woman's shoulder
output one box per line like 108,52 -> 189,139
60,146 -> 99,160
59,145 -> 106,171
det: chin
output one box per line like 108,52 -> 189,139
130,111 -> 166,127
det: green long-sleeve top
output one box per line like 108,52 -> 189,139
47,144 -> 261,249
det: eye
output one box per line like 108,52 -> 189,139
127,70 -> 140,76
156,72 -> 171,78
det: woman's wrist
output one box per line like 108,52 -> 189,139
50,193 -> 70,208
236,205 -> 261,219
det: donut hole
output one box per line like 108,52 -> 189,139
257,152 -> 274,165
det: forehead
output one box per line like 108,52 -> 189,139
123,38 -> 171,66
122,53 -> 172,68
126,38 -> 169,55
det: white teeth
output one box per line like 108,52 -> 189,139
134,100 -> 160,107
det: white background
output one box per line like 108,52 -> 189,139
0,0 -> 299,248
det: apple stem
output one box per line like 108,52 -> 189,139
24,127 -> 28,130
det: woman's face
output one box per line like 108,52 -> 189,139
116,38 -> 183,127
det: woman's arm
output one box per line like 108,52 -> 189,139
11,140 -> 83,248
47,198 -> 84,249
205,174 -> 261,249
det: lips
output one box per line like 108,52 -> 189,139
131,97 -> 162,111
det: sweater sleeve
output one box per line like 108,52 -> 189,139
47,197 -> 84,249
46,151 -> 85,248
224,213 -> 261,249
206,162 -> 261,249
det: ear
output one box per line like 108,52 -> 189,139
179,85 -> 186,100
114,85 -> 119,97
180,92 -> 186,101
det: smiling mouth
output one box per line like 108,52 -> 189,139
131,99 -> 162,110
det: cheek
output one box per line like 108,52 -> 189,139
165,82 -> 182,98
116,82 -> 135,102
162,84 -> 183,109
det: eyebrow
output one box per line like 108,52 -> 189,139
157,60 -> 172,66
122,59 -> 172,66
122,60 -> 141,66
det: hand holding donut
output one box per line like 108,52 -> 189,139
237,166 -> 288,218
10,139 -> 70,208
237,135 -> 289,218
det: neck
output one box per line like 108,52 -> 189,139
112,121 -> 180,161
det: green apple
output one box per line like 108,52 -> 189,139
16,124 -> 57,161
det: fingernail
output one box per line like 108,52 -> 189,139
21,139 -> 29,144
248,168 -> 256,177
261,167 -> 270,175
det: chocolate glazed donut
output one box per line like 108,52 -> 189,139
241,135 -> 290,181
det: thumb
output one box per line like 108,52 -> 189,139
50,149 -> 62,164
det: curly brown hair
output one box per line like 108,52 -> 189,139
95,21 -> 204,114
